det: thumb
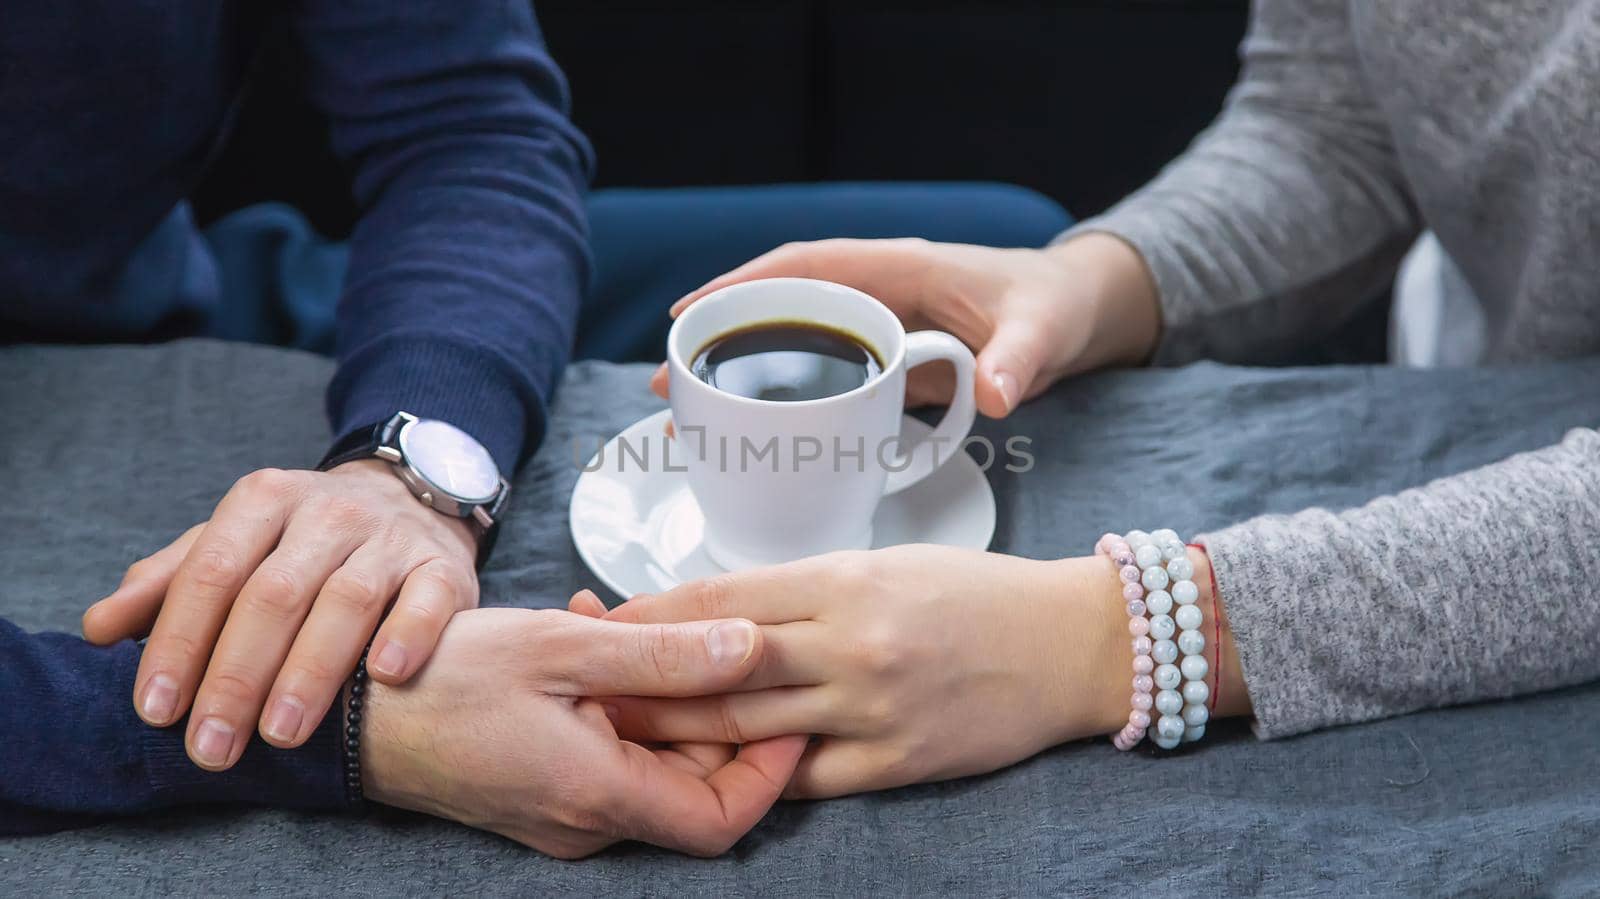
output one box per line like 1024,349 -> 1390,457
975,315 -> 1054,418
83,523 -> 204,644
649,362 -> 669,400
568,589 -> 608,618
612,734 -> 808,857
540,615 -> 761,698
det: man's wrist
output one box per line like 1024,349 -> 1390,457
353,676 -> 403,811
326,459 -> 481,561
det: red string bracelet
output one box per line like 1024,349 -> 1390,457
1190,541 -> 1223,715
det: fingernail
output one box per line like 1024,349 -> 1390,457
264,696 -> 305,744
193,717 -> 235,768
993,371 -> 1020,412
140,674 -> 179,724
707,621 -> 756,666
371,641 -> 408,679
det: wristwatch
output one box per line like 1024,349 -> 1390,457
318,412 -> 510,569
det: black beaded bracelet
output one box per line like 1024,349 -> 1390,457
344,645 -> 370,806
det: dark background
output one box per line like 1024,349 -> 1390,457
192,1 -> 1250,234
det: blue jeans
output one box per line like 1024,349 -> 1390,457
203,183 -> 1074,362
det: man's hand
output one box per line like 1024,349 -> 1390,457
361,605 -> 802,859
82,460 -> 480,771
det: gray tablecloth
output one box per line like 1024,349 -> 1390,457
3,340 -> 1598,897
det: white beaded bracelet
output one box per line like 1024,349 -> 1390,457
1134,529 -> 1208,747
1100,528 -> 1209,751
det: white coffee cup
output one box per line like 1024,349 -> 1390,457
667,277 -> 977,570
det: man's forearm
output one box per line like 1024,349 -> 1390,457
297,0 -> 595,475
0,618 -> 350,834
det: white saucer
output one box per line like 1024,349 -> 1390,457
569,409 -> 996,598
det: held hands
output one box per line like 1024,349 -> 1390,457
359,606 -> 804,859
82,460 -> 479,770
591,545 -> 1141,798
649,234 -> 1161,416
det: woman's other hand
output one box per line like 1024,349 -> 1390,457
648,234 -> 1160,417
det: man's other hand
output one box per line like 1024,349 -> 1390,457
83,460 -> 479,770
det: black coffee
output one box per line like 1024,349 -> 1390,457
691,320 -> 883,402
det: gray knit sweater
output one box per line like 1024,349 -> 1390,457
1070,0 -> 1600,738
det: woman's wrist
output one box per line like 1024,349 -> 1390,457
1034,555 -> 1149,744
1043,233 -> 1162,372
1035,546 -> 1250,750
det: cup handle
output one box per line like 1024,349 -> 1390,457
883,331 -> 978,495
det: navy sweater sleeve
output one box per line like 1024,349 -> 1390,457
0,619 -> 348,835
292,1 -> 595,474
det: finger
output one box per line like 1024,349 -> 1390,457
785,738 -> 887,800
729,621 -> 833,690
651,742 -> 737,778
184,514 -> 359,769
605,620 -> 828,694
606,686 -> 831,746
568,589 -> 608,618
134,469 -> 302,728
650,363 -> 669,400
612,734 -> 808,857
259,542 -> 410,748
904,363 -> 958,409
83,524 -> 205,644
602,566 -> 820,627
536,614 -> 763,697
673,742 -> 739,773
976,315 -> 1055,418
368,557 -> 478,684
670,238 -> 931,317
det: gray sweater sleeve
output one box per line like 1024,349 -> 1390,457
1062,0 -> 1421,365
1203,428 -> 1600,738
1061,0 -> 1600,737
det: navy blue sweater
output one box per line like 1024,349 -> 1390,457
1,621 -> 350,834
0,2 -> 590,831
0,1 -> 593,474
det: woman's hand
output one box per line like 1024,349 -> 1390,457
361,606 -> 805,859
649,233 -> 1161,417
591,545 -> 1144,799
82,460 -> 481,770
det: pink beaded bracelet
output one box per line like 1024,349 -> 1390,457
1095,532 -> 1154,750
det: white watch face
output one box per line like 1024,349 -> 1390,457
398,419 -> 501,504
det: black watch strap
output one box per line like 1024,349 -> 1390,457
472,518 -> 502,572
316,418 -> 503,571
317,421 -> 389,472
